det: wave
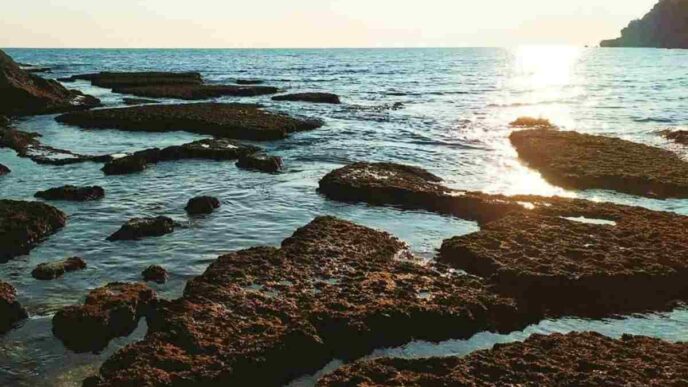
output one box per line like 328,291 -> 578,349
634,117 -> 674,123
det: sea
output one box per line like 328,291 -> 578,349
0,47 -> 687,386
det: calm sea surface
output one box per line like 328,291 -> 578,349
1,47 -> 687,386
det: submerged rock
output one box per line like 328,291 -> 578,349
185,196 -> 220,215
0,163 -> 9,175
660,129 -> 688,145
0,281 -> 28,334
236,79 -> 264,85
34,185 -> 105,201
0,200 -> 66,262
236,152 -> 283,173
0,126 -> 112,165
601,0 -> 688,48
318,332 -> 688,386
52,282 -> 156,353
56,103 -> 323,141
142,265 -> 168,284
107,216 -> 176,241
272,92 -> 341,104
122,98 -> 158,106
83,216 -> 527,386
510,128 -> 688,198
32,257 -> 87,280
0,49 -> 100,116
59,71 -> 203,88
102,138 -> 260,175
113,84 -> 279,100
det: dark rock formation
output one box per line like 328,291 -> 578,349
142,265 -> 168,284
56,103 -> 323,141
0,114 -> 9,126
0,281 -> 28,334
102,138 -> 260,175
31,257 -> 87,280
113,84 -> 279,100
0,126 -> 112,165
122,98 -> 158,106
236,79 -> 264,85
0,49 -> 100,116
0,200 -> 66,262
52,282 -> 156,353
510,116 -> 556,129
660,129 -> 688,145
185,196 -> 220,215
59,72 -> 203,88
318,332 -> 688,386
82,216 -> 528,386
601,0 -> 688,48
273,92 -> 341,104
34,185 -> 105,201
107,216 -> 176,241
236,152 -> 283,173
510,128 -> 688,198
0,163 -> 9,175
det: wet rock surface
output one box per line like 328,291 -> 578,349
84,216 -> 526,386
113,84 -> 279,100
56,103 -> 323,141
102,138 -> 260,175
107,216 -> 176,241
31,257 -> 87,280
236,79 -> 264,85
660,129 -> 688,145
142,265 -> 168,284
122,97 -> 159,105
0,200 -> 67,262
601,0 -> 688,48
0,281 -> 28,334
34,185 -> 105,201
0,163 -> 9,175
0,49 -> 100,116
510,128 -> 688,198
59,71 -> 203,88
0,126 -> 112,165
318,332 -> 688,387
236,152 -> 283,173
52,282 -> 157,353
273,92 -> 341,104
185,196 -> 220,215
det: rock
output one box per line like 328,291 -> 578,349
660,129 -> 688,145
510,128 -> 688,198
236,79 -> 264,85
236,152 -> 283,173
34,185 -> 105,201
0,49 -> 100,116
0,200 -> 66,262
0,281 -> 28,334
113,84 -> 279,100
272,92 -> 341,104
102,138 -> 260,175
142,265 -> 168,284
107,216 -> 176,241
601,0 -> 688,48
56,103 -> 324,141
510,116 -> 556,129
0,126 -> 112,165
317,332 -> 688,386
122,98 -> 158,106
0,163 -> 9,175
52,282 -> 156,353
59,72 -> 203,88
31,257 -> 87,280
185,196 -> 220,215
82,217 -> 528,386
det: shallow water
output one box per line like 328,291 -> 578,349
1,47 -> 687,386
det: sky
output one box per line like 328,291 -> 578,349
1,0 -> 658,48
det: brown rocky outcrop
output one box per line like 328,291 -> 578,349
34,185 -> 105,201
142,265 -> 169,284
600,0 -> 688,48
272,92 -> 341,104
56,103 -> 323,141
0,200 -> 67,262
0,281 -> 28,334
31,257 -> 87,280
236,152 -> 283,173
113,84 -> 279,100
107,216 -> 176,241
185,196 -> 220,215
318,332 -> 688,386
52,282 -> 156,352
0,49 -> 100,116
510,128 -> 688,198
660,129 -> 688,145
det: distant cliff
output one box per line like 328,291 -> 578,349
601,0 -> 688,48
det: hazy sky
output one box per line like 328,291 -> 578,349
2,0 -> 657,48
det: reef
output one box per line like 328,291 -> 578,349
107,216 -> 176,241
185,196 -> 220,215
83,216 -> 527,386
236,152 -> 283,173
52,282 -> 157,353
0,200 -> 67,262
0,281 -> 28,334
142,265 -> 169,284
600,0 -> 688,48
0,49 -> 100,116
113,84 -> 279,100
59,71 -> 203,88
56,103 -> 323,141
31,257 -> 87,280
273,92 -> 341,104
318,332 -> 688,386
510,128 -> 688,198
34,185 -> 105,201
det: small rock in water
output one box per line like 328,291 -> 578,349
107,216 -> 176,241
659,129 -> 688,146
0,200 -> 67,262
235,79 -> 264,85
34,185 -> 105,201
0,163 -> 9,175
122,98 -> 159,105
32,257 -> 87,280
236,152 -> 283,173
142,265 -> 168,284
0,281 -> 28,334
272,92 -> 341,104
185,196 -> 220,215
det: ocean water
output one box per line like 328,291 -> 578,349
0,47 -> 687,386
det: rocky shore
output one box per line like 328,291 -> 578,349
601,0 -> 688,48
0,200 -> 67,262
